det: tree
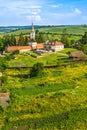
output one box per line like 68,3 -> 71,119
30,62 -> 44,78
61,28 -> 70,47
10,34 -> 16,46
81,32 -> 87,44
18,33 -> 25,46
0,57 -> 7,71
24,36 -> 28,45
81,44 -> 87,54
36,33 -> 47,43
2,35 -> 10,46
0,37 -> 5,54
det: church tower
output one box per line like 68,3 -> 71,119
29,23 -> 37,48
30,22 -> 35,41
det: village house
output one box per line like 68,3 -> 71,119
44,40 -> 64,52
7,46 -> 31,53
69,51 -> 85,59
0,92 -> 10,107
7,43 -> 44,53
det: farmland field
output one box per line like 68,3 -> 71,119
0,56 -> 87,130
0,25 -> 87,36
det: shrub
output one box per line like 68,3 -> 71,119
30,62 -> 44,78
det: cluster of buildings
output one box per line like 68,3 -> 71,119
7,23 -> 64,53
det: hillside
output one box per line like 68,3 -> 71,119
0,25 -> 87,36
0,48 -> 87,130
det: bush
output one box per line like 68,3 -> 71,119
30,62 -> 44,78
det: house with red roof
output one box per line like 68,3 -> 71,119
37,43 -> 44,49
69,51 -> 85,59
7,46 -> 31,53
7,44 -> 44,53
44,40 -> 64,52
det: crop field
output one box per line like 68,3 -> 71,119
0,60 -> 87,130
0,25 -> 87,36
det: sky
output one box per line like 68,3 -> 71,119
0,0 -> 87,26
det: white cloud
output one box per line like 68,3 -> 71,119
52,7 -> 82,18
27,14 -> 42,22
74,8 -> 82,14
51,4 -> 62,8
31,12 -> 38,15
0,1 -> 42,15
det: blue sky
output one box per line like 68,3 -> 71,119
0,0 -> 87,26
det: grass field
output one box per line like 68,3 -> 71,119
7,48 -> 78,67
0,25 -> 87,37
0,58 -> 87,130
0,47 -> 87,130
39,25 -> 87,34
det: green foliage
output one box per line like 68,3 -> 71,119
2,34 -> 16,46
11,50 -> 19,55
61,28 -> 73,48
0,76 -> 7,84
18,33 -> 25,46
0,37 -> 5,53
81,31 -> 87,44
5,50 -> 19,61
35,33 -> 48,43
24,36 -> 28,45
0,63 -> 87,130
82,44 -> 87,54
30,62 -> 44,77
0,57 -> 7,71
10,34 -> 16,45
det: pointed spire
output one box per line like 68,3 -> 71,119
30,22 -> 35,41
32,22 -> 35,32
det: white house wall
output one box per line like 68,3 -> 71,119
51,45 -> 64,51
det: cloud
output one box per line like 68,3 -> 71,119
51,4 -> 62,8
0,0 -> 86,25
0,1 -> 42,15
74,8 -> 82,14
52,7 -> 82,18
27,14 -> 42,23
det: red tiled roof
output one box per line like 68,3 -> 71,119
45,40 -> 64,46
37,44 -> 44,48
54,41 -> 64,46
31,46 -> 37,49
7,46 -> 31,51
70,51 -> 85,58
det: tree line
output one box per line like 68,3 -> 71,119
61,28 -> 87,54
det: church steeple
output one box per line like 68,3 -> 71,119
30,22 -> 35,41
32,22 -> 35,32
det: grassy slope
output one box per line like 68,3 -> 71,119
0,25 -> 87,37
39,25 -> 87,34
7,48 -> 77,67
0,62 -> 87,130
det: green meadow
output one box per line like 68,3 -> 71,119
0,48 -> 87,129
0,25 -> 87,38
7,48 -> 77,67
